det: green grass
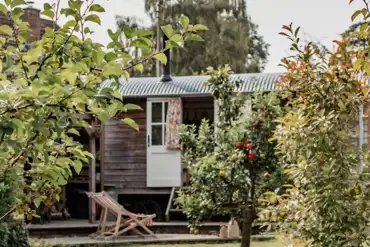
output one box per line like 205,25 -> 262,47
123,242 -> 285,247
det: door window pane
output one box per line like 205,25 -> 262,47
164,125 -> 166,144
165,102 -> 168,122
151,125 -> 163,145
152,103 -> 162,123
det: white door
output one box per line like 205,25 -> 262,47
147,99 -> 182,187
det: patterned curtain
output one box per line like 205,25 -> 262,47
166,98 -> 182,150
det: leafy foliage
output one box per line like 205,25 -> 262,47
121,0 -> 269,76
176,65 -> 283,247
0,0 -> 205,220
259,20 -> 370,247
0,222 -> 29,247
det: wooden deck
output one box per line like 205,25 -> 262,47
27,219 -> 229,238
36,234 -> 275,246
26,219 -> 225,230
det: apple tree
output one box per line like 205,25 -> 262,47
176,65 -> 283,247
0,0 -> 206,224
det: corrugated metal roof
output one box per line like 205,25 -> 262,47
100,73 -> 282,97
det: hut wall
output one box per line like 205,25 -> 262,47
102,98 -> 148,193
102,97 -> 215,194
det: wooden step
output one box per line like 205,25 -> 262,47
169,209 -> 182,212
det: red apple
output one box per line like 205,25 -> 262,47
235,142 -> 243,149
245,143 -> 253,149
248,151 -> 256,160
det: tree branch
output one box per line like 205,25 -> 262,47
32,0 -> 95,81
8,13 -> 30,85
363,0 -> 369,12
0,207 -> 16,222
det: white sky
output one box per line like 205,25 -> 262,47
31,0 -> 364,73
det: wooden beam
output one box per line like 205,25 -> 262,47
88,119 -> 97,223
100,123 -> 105,192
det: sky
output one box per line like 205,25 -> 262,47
30,0 -> 364,73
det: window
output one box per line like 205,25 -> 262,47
150,101 -> 168,146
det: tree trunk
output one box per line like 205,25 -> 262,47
241,206 -> 253,247
241,178 -> 256,247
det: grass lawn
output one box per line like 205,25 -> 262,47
124,241 -> 287,247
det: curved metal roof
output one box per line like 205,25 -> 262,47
100,73 -> 282,97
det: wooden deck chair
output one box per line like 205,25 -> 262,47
86,191 -> 157,240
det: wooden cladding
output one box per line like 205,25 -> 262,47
102,97 -> 216,193
103,99 -> 147,190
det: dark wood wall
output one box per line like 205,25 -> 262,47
101,96 -> 215,195
102,98 -> 147,194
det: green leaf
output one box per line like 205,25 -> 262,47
180,15 -> 189,29
112,90 -> 122,101
69,0 -> 83,10
11,118 -> 23,128
34,197 -> 42,208
61,70 -> 77,85
41,9 -> 55,19
134,63 -> 144,73
72,160 -> 83,174
364,62 -> 370,75
83,26 -> 91,34
165,40 -> 178,49
43,3 -> 52,10
44,150 -> 49,166
104,52 -> 117,62
0,4 -> 8,15
67,128 -> 80,136
353,59 -> 363,71
56,157 -> 72,166
124,103 -> 142,111
64,20 -> 77,28
351,9 -> 362,21
102,62 -> 123,77
24,44 -> 42,64
92,49 -> 104,66
83,151 -> 95,160
294,26 -> 301,38
137,29 -> 153,37
153,53 -> 167,65
170,34 -> 184,47
123,118 -> 139,131
89,4 -> 105,13
4,0 -> 11,6
58,176 -> 68,186
85,14 -> 101,25
108,29 -> 120,41
192,24 -> 208,31
0,25 -> 12,36
10,0 -> 26,8
185,34 -> 204,42
161,24 -> 174,38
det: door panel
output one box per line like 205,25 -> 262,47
147,99 -> 181,187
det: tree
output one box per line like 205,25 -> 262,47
343,21 -> 368,50
115,15 -> 156,77
176,65 -> 283,247
133,0 -> 269,75
0,0 -> 205,229
259,18 -> 370,247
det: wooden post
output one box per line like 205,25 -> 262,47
100,124 -> 105,192
88,120 -> 97,223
